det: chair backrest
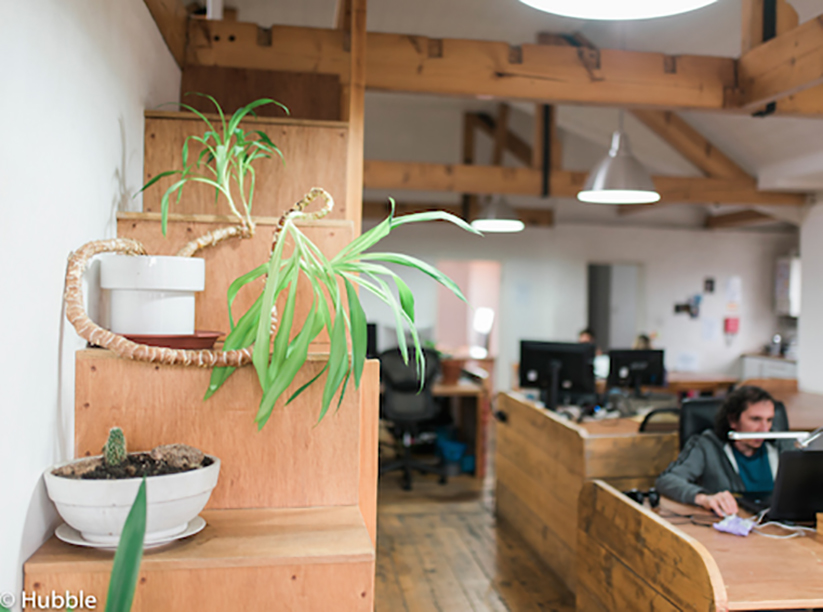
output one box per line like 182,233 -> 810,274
679,397 -> 789,449
379,347 -> 441,423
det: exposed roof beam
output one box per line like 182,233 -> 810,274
705,210 -> 776,229
631,110 -> 752,181
187,21 -> 737,111
362,200 -> 553,227
471,113 -> 533,166
334,0 -> 351,31
363,161 -> 806,206
736,16 -> 823,109
492,104 -> 510,166
740,0 -> 823,116
144,0 -> 188,68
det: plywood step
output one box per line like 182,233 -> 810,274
75,349 -> 379,513
116,213 -> 353,340
25,506 -> 375,611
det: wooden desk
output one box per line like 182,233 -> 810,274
578,480 -> 823,610
779,391 -> 823,431
432,381 -> 489,479
494,392 -> 678,590
590,372 -> 737,396
664,372 -> 738,395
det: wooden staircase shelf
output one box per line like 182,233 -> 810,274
74,349 -> 379,516
116,213 -> 354,343
142,111 -> 350,220
25,506 -> 375,610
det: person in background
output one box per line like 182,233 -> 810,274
633,333 -> 652,350
655,386 -> 794,517
578,328 -> 596,345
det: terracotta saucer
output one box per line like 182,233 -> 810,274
122,331 -> 223,350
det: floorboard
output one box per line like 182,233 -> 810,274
376,431 -> 575,612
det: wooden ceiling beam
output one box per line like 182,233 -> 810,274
631,110 -> 752,181
740,0 -> 823,116
470,112 -> 533,166
186,21 -> 736,111
705,210 -> 776,229
492,103 -> 510,166
736,15 -> 823,109
363,161 -> 806,206
143,0 -> 189,68
362,200 -> 553,227
335,0 -> 352,31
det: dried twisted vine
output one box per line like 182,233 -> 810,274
63,188 -> 335,369
176,223 -> 253,258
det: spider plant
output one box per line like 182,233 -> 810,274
207,201 -> 481,429
138,93 -> 287,236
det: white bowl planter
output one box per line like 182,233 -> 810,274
100,255 -> 205,335
44,455 -> 220,546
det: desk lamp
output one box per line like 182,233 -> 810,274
728,427 -> 823,448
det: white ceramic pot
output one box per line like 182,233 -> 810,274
100,255 -> 205,335
44,455 -> 220,545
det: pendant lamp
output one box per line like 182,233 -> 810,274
517,0 -> 717,20
577,115 -> 660,205
470,197 -> 525,233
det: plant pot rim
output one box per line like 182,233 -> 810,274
46,453 -> 220,483
100,254 -> 205,292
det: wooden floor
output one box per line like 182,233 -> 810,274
375,467 -> 575,611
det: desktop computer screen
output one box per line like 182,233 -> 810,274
607,349 -> 665,395
519,340 -> 596,410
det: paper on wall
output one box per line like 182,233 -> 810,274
726,276 -> 742,311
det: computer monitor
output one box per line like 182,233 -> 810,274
519,341 -> 596,411
740,450 -> 823,522
366,323 -> 378,359
607,349 -> 665,397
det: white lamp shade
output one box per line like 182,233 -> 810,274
577,131 -> 660,205
518,0 -> 717,20
470,198 -> 525,233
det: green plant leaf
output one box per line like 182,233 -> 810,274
359,253 -> 468,302
205,294 -> 264,400
252,226 -> 289,387
227,98 -> 289,135
256,303 -> 319,428
390,209 -> 482,235
226,263 -> 267,329
286,362 -> 328,405
105,478 -> 146,612
267,259 -> 301,385
319,298 -> 350,423
344,278 -> 368,389
134,170 -> 179,195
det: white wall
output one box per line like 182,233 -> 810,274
799,202 -> 823,392
361,222 -> 796,391
0,1 -> 179,606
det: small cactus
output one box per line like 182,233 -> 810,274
104,427 -> 127,467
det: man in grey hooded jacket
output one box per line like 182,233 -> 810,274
656,386 -> 795,517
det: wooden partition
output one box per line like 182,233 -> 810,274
142,112 -> 350,220
576,480 -> 725,611
494,392 -> 678,589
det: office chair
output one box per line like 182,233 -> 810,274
378,346 -> 448,490
679,397 -> 789,449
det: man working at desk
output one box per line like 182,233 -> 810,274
656,386 -> 794,517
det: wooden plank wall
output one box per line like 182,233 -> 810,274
74,351 -> 376,511
117,213 -> 352,344
576,480 -> 726,611
494,393 -> 678,592
142,112 -> 349,220
180,66 -> 342,120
